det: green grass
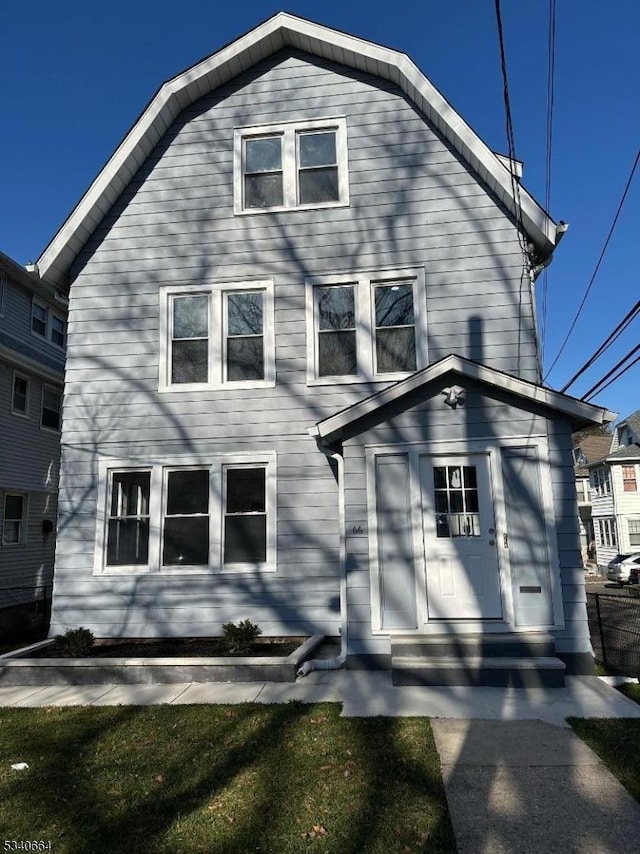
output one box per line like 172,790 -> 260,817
619,683 -> 640,705
568,717 -> 640,805
0,703 -> 454,853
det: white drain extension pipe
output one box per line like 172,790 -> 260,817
297,449 -> 347,677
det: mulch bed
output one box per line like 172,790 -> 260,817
30,637 -> 306,659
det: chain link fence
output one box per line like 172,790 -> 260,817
587,592 -> 640,677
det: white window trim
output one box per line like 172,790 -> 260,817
597,517 -> 617,548
31,297 -> 66,350
11,370 -> 30,418
40,383 -> 62,433
305,266 -> 428,385
233,116 -> 349,215
628,518 -> 640,549
2,492 -> 29,547
159,280 -> 275,393
591,466 -> 611,497
94,453 -> 277,575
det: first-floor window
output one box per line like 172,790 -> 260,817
629,519 -> 640,549
41,385 -> 62,430
623,466 -> 637,492
163,469 -> 210,566
597,518 -> 617,548
99,456 -> 274,573
3,494 -> 27,545
224,467 -> 267,564
107,471 -> 151,565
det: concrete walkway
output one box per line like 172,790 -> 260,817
2,673 -> 640,853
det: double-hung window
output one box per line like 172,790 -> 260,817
591,467 -> 611,497
597,518 -> 617,548
629,520 -> 640,549
234,118 -> 348,213
307,268 -> 426,383
11,372 -> 29,417
31,298 -> 66,348
622,466 -> 637,492
41,385 -> 62,431
96,455 -> 276,574
2,494 -> 27,545
160,281 -> 274,392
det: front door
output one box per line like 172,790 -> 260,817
420,454 -> 503,620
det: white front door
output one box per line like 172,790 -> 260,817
420,454 -> 503,620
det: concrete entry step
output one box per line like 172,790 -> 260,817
392,655 -> 566,688
391,632 -> 556,659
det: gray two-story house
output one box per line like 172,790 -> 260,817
0,251 -> 66,630
35,14 -> 612,682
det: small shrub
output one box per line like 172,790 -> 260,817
54,627 -> 95,657
221,619 -> 262,655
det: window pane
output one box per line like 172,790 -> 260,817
173,295 -> 208,339
245,173 -> 283,208
163,517 -> 209,565
375,327 -> 416,373
433,467 -> 447,489
224,515 -> 267,563
435,491 -> 449,513
299,132 -> 336,167
107,519 -> 149,565
5,495 -> 23,520
42,388 -> 61,430
299,167 -> 339,204
463,466 -> 477,488
245,137 -> 282,172
32,303 -> 46,335
317,286 -> 355,330
52,316 -> 66,346
13,377 -> 27,413
318,330 -> 357,376
228,292 -> 263,336
172,339 -> 208,384
166,469 -> 209,515
450,491 -> 464,513
227,337 -> 264,381
43,387 -> 60,412
465,490 -> 479,512
374,285 -> 414,327
111,472 -> 150,517
227,468 -> 265,513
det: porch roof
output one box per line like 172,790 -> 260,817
311,355 -> 616,444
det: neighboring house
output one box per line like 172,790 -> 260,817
0,250 -> 66,629
33,14 -> 613,682
572,434 -> 612,564
588,411 -> 640,568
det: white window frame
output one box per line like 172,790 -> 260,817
233,117 -> 349,214
159,280 -> 275,393
596,517 -> 617,548
31,297 -> 66,350
40,384 -> 62,432
591,467 -> 611,497
628,519 -> 640,549
11,371 -> 30,418
622,465 -> 638,492
2,493 -> 28,546
94,453 -> 276,575
306,267 -> 428,385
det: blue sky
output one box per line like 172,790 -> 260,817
2,0 -> 638,419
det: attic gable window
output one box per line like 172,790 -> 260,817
234,118 -> 348,214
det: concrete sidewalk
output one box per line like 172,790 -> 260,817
2,673 -> 640,853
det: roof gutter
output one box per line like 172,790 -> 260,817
530,221 -> 569,279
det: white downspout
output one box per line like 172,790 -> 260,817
297,449 -> 347,676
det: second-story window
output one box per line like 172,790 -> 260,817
234,118 -> 348,213
623,466 -> 637,492
317,284 -> 357,377
31,298 -> 66,349
373,283 -> 417,374
41,385 -> 62,431
591,467 -> 611,497
160,281 -> 274,392
11,373 -> 29,417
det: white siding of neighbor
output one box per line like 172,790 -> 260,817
54,49 -> 540,637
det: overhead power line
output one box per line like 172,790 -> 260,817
544,147 -> 640,381
583,354 -> 640,401
560,298 -> 640,392
581,341 -> 640,401
540,0 -> 556,366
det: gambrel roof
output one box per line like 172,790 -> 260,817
37,12 -> 559,288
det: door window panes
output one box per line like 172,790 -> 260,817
434,465 -> 481,538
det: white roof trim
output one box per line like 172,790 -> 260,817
312,355 -> 616,442
37,12 -> 557,287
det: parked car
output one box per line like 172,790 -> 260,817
607,553 -> 640,585
628,562 -> 640,585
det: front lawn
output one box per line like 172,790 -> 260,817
0,703 -> 454,853
568,716 -> 640,804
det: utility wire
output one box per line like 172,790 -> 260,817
544,147 -> 640,381
581,341 -> 640,401
494,0 -> 529,373
540,0 -> 556,366
583,353 -> 640,401
560,298 -> 640,392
